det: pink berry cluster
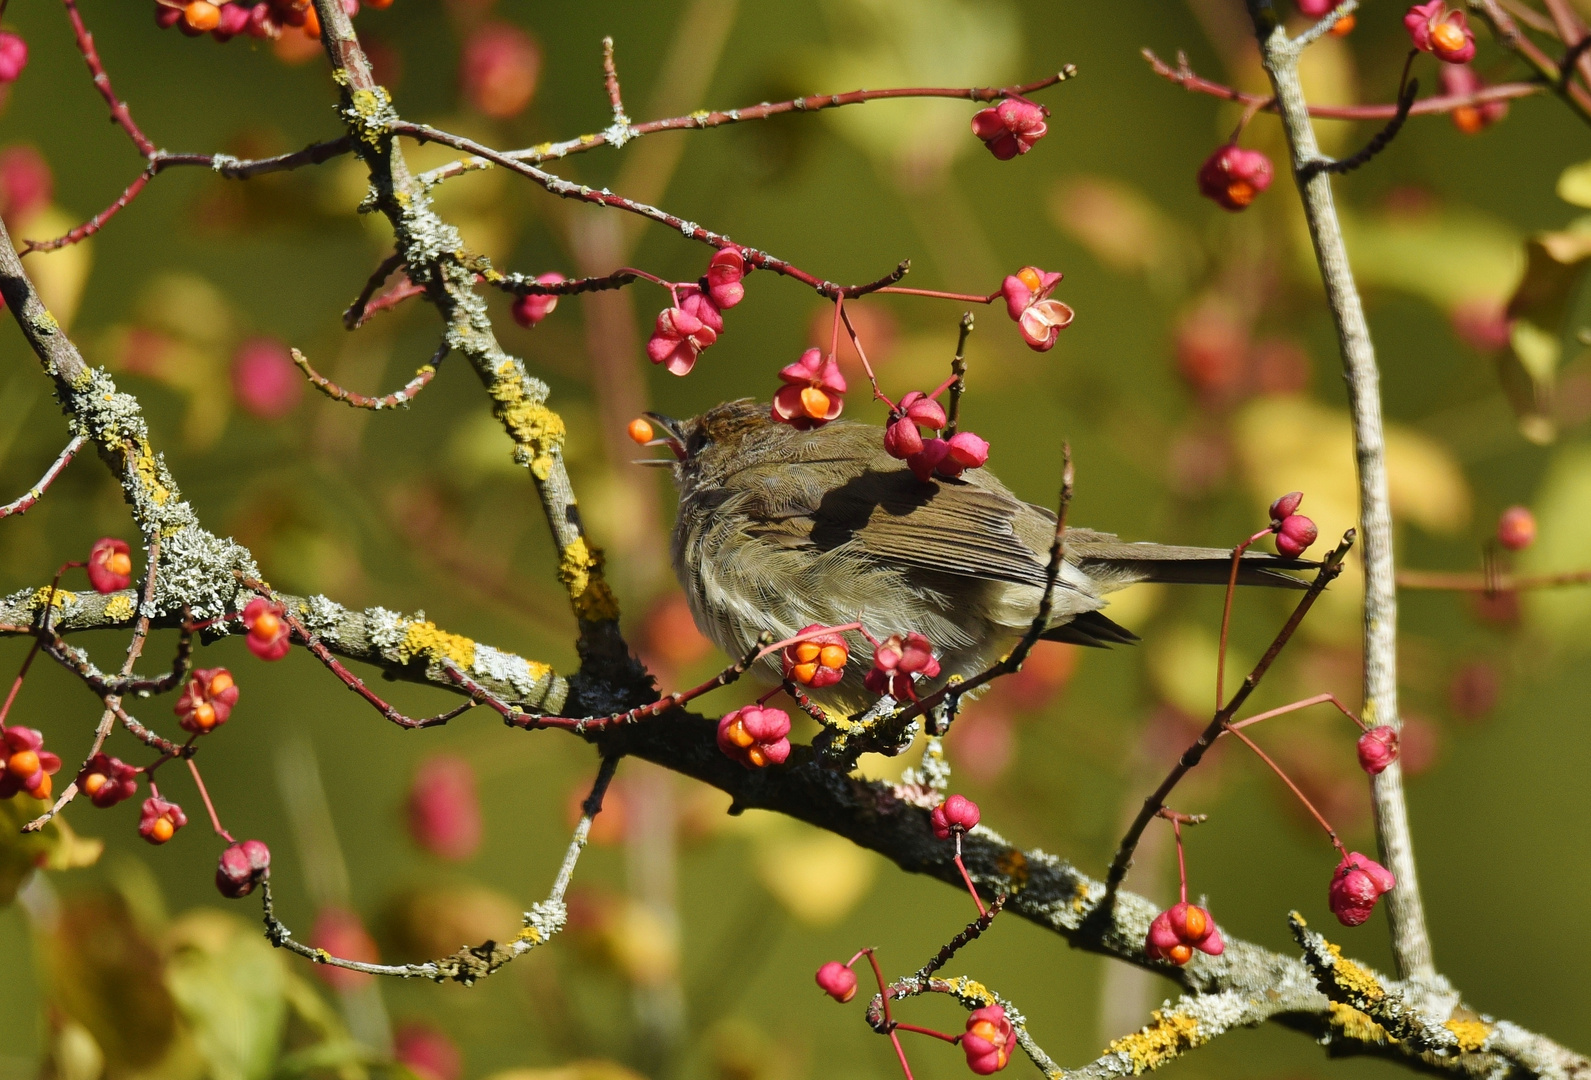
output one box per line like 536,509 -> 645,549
646,249 -> 748,377
866,633 -> 943,702
152,0 -> 386,41
1146,901 -> 1224,965
970,98 -> 1048,160
781,626 -> 850,689
1000,267 -> 1074,352
1329,852 -> 1397,925
716,705 -> 792,769
1405,1 -> 1476,63
773,348 -> 847,429
1267,491 -> 1320,558
883,391 -> 990,482
1198,145 -> 1274,212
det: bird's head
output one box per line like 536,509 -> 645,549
636,399 -> 783,488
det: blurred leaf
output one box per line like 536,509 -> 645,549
1557,159 -> 1591,208
163,910 -> 288,1080
1337,204 -> 1522,309
42,891 -> 188,1075
0,798 -> 102,907
1522,441 -> 1591,644
19,206 -> 93,331
1234,397 -> 1469,644
45,1018 -> 105,1080
1049,176 -> 1202,296
1234,396 -> 1472,539
752,818 -> 875,926
1147,622 -> 1244,717
1498,224 -> 1591,444
811,0 -> 1019,177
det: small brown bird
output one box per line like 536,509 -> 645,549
646,399 -> 1311,714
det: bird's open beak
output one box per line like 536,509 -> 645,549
635,411 -> 687,465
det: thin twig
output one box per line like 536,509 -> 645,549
261,754 -> 619,983
416,69 -> 1080,187
1143,46 -> 1541,120
343,251 -> 405,330
24,535 -> 163,831
291,341 -> 446,411
0,434 -> 86,518
1103,532 -> 1354,902
941,314 -> 974,439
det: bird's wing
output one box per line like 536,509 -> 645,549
737,442 -> 1065,591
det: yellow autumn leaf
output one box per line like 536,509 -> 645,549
751,816 -> 876,926
17,206 -> 93,331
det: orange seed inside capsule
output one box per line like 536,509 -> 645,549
151,817 -> 175,842
819,645 -> 848,669
800,388 -> 830,418
1168,943 -> 1192,965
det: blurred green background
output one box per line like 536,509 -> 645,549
2,1 -> 1591,1079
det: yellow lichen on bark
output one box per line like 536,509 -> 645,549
1107,1009 -> 1204,1074
1444,1019 -> 1490,1052
1327,944 -> 1387,1003
103,594 -> 136,621
399,621 -> 476,668
488,364 -> 566,480
32,587 -> 76,610
559,537 -> 620,622
1328,1002 -> 1390,1045
131,443 -> 171,505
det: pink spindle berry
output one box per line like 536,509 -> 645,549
679,289 -> 724,333
1145,901 -> 1225,965
1441,64 -> 1509,133
705,248 -> 746,309
1296,0 -> 1334,13
970,97 -> 1047,160
930,794 -> 981,839
215,838 -> 271,898
1270,491 -> 1304,522
241,597 -> 291,661
212,1 -> 252,40
407,754 -> 483,861
1,727 -> 60,801
1328,852 -> 1396,926
510,272 -> 565,328
907,438 -> 952,482
0,33 -> 27,85
77,753 -> 138,808
138,796 -> 187,844
1405,2 -> 1476,63
772,347 -> 847,429
900,390 -> 948,431
1198,145 -> 1274,211
393,1023 -> 463,1080
884,415 -> 924,459
1496,506 -> 1536,551
814,961 -> 858,1003
87,537 -> 134,594
646,305 -> 718,376
1000,266 -> 1074,352
944,431 -> 990,473
866,633 -> 941,701
962,1005 -> 1014,1074
1275,514 -> 1319,558
716,706 -> 792,769
0,146 -> 52,228
174,667 -> 239,733
232,337 -> 303,419
459,21 -> 541,118
782,625 -> 849,689
1356,726 -> 1400,776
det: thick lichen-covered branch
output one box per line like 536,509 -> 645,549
0,586 -> 567,713
310,0 -> 623,644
